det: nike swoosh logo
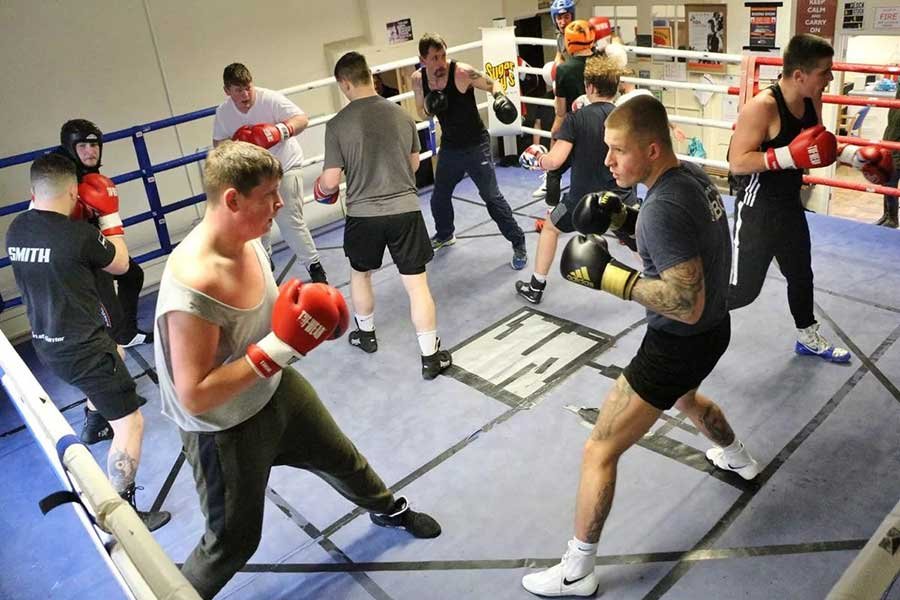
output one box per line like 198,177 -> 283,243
562,573 -> 590,586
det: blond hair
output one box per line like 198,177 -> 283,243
203,141 -> 282,202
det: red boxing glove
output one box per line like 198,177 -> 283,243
78,173 -> 123,236
248,122 -> 293,149
859,146 -> 894,185
245,280 -> 344,377
313,176 -> 339,204
232,125 -> 254,143
765,125 -> 837,171
70,199 -> 89,221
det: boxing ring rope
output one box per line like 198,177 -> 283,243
515,36 -> 900,199
0,332 -> 199,599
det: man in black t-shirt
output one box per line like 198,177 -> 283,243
522,95 -> 758,597
543,20 -> 596,208
516,56 -> 629,304
7,154 -> 169,531
54,119 -> 153,445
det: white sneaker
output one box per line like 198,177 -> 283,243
532,172 -> 548,199
706,444 -> 761,480
795,323 -> 851,363
522,541 -> 598,597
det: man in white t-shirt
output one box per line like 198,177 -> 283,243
212,63 -> 327,283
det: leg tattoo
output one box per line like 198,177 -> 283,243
108,450 -> 138,493
700,403 -> 735,447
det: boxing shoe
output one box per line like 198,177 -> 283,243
120,483 -> 171,532
515,275 -> 546,304
308,261 -> 328,284
349,329 -> 378,353
532,172 -> 548,200
81,407 -> 113,445
430,234 -> 457,251
422,344 -> 452,380
522,539 -> 599,597
795,323 -> 851,363
370,496 -> 441,538
512,245 -> 528,270
705,442 -> 761,480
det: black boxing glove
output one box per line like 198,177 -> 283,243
560,234 -> 640,300
424,90 -> 448,116
492,92 -> 518,124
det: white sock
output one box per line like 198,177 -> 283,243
564,537 -> 596,580
572,536 -> 598,555
355,313 -> 375,332
532,273 -> 546,284
722,438 -> 745,459
417,330 -> 438,355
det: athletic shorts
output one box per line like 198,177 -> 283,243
344,212 -> 433,275
548,191 -> 580,234
44,348 -> 142,421
623,315 -> 731,411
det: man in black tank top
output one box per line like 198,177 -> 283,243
728,34 -> 850,363
411,33 -> 528,270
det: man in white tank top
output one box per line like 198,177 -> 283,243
154,142 -> 442,599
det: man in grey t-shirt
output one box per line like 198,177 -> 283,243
522,95 -> 760,597
316,51 -> 451,380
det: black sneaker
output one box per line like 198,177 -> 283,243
121,330 -> 153,348
422,347 -> 452,380
308,261 -> 328,284
81,408 -> 113,445
349,329 -> 378,353
370,496 -> 441,539
430,234 -> 457,250
120,483 -> 171,532
515,275 -> 546,304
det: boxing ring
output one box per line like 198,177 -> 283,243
1,24 -> 899,600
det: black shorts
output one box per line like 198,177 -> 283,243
45,348 -> 142,421
623,315 -> 731,411
548,191 -> 581,233
344,212 -> 433,275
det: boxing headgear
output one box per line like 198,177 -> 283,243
564,20 -> 596,57
60,119 -> 103,172
550,0 -> 575,29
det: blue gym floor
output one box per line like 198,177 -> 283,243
2,164 -> 899,599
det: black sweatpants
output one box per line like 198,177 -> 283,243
179,369 -> 395,599
729,194 -> 816,329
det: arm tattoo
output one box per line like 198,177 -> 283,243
632,257 -> 704,323
108,449 -> 138,493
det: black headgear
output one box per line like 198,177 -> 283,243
60,119 -> 103,172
